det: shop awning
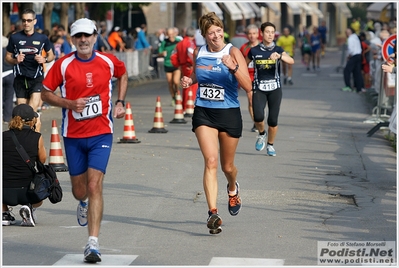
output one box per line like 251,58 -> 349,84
298,3 -> 313,15
309,3 -> 324,19
366,2 -> 396,21
235,2 -> 256,19
202,2 -> 224,20
219,3 -> 243,21
286,2 -> 301,15
334,3 -> 352,18
248,2 -> 262,18
367,2 -> 396,12
265,2 -> 281,16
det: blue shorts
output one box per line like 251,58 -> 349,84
63,134 -> 113,176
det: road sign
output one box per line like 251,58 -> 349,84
381,34 -> 396,62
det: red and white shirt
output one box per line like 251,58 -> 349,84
43,51 -> 126,138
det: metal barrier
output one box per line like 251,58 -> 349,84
113,49 -> 156,83
336,43 -> 347,73
365,58 -> 396,137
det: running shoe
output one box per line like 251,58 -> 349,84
2,210 -> 16,226
32,207 -> 37,223
267,144 -> 276,156
288,79 -> 293,85
20,205 -> 35,227
251,124 -> 258,133
84,239 -> 102,263
255,133 -> 267,151
283,77 -> 287,85
77,200 -> 88,226
207,209 -> 222,235
227,182 -> 241,216
341,86 -> 352,92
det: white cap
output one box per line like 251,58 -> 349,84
70,18 -> 97,37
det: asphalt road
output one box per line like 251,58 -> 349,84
2,47 -> 396,267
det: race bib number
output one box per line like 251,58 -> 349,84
72,95 -> 102,121
199,86 -> 225,101
259,80 -> 278,91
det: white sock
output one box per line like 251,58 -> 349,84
228,189 -> 237,196
88,236 -> 98,243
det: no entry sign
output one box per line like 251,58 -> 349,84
382,34 -> 396,62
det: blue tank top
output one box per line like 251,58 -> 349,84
195,43 -> 239,108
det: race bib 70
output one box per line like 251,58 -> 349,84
72,95 -> 102,121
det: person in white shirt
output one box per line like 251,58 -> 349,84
341,28 -> 364,93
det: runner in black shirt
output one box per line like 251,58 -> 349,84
246,22 -> 294,156
5,8 -> 54,117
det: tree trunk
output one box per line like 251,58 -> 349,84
18,3 -> 33,18
60,3 -> 69,32
75,3 -> 85,20
43,3 -> 54,33
3,3 -> 11,37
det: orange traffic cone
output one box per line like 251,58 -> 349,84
148,96 -> 168,133
170,90 -> 187,124
118,102 -> 140,143
184,89 -> 194,118
49,120 -> 68,172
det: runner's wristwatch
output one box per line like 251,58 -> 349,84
115,99 -> 125,107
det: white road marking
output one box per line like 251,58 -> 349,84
52,254 -> 138,266
209,257 -> 285,266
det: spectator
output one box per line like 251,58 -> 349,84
124,28 -> 137,51
341,28 -> 363,93
98,22 -> 111,52
108,26 -> 125,52
359,32 -> 371,90
57,24 -> 72,55
135,24 -> 151,50
2,104 -> 46,227
50,35 -> 65,61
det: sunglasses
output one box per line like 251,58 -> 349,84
22,19 -> 34,23
74,33 -> 93,38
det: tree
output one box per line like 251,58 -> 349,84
42,3 -> 54,32
3,3 -> 11,36
86,3 -> 150,22
60,3 -> 69,29
75,3 -> 85,21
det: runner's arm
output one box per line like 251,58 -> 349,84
230,47 -> 252,93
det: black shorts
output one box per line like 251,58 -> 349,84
13,75 -> 43,99
192,106 -> 242,138
3,187 -> 32,206
164,65 -> 179,73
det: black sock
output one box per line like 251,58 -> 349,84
259,131 -> 266,136
267,142 -> 273,146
